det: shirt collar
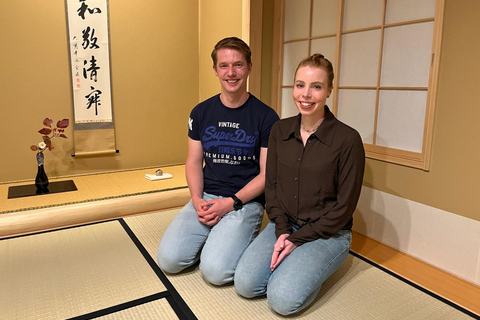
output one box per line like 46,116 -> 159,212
283,106 -> 337,147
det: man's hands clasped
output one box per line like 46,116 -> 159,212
193,197 -> 235,226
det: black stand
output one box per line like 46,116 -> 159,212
8,180 -> 77,199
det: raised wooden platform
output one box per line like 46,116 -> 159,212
0,165 -> 190,238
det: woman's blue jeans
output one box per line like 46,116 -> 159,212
234,221 -> 352,315
157,192 -> 264,285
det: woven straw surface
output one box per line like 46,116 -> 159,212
126,209 -> 473,320
0,221 -> 169,320
0,207 -> 473,319
97,299 -> 179,320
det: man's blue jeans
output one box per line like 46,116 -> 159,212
234,221 -> 351,315
157,192 -> 264,285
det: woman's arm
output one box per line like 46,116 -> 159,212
265,124 -> 292,237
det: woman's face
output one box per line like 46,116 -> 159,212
293,66 -> 332,119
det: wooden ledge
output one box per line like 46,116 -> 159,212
0,188 -> 190,239
0,166 -> 190,238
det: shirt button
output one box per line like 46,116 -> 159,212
294,177 -> 298,181
298,158 -> 301,161
294,196 -> 297,199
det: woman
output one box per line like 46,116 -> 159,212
234,54 -> 365,315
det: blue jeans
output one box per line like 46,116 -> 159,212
234,221 -> 352,315
157,192 -> 264,285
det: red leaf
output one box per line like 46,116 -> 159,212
39,128 -> 52,135
30,145 -> 38,151
43,118 -> 53,128
43,137 -> 52,147
59,134 -> 68,139
48,145 -> 54,151
57,119 -> 69,128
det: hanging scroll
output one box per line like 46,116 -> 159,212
66,0 -> 117,157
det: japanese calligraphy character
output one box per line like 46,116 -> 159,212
85,86 -> 102,115
82,26 -> 99,50
83,55 -> 100,82
77,0 -> 102,20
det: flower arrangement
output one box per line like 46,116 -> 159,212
30,118 -> 70,153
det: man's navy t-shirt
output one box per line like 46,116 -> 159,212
188,94 -> 279,204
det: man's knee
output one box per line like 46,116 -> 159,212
157,242 -> 186,274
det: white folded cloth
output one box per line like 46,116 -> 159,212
145,173 -> 173,181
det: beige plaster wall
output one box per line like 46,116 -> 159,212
198,0 -> 244,101
1,1 -> 242,183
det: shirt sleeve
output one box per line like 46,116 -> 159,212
265,123 -> 292,237
260,109 -> 280,148
287,130 -> 365,246
187,105 -> 200,141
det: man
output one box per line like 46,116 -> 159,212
157,37 -> 279,285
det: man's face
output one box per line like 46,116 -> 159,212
213,48 -> 252,96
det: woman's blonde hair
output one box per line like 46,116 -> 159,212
294,53 -> 334,88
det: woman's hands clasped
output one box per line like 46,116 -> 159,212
270,233 -> 297,271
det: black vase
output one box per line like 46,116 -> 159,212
35,152 -> 49,193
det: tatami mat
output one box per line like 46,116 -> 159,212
96,299 -> 179,320
0,221 -> 173,319
125,209 -> 475,320
1,207 -> 476,319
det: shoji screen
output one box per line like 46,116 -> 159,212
276,0 -> 444,170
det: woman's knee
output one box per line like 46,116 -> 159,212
234,269 -> 258,298
234,259 -> 269,298
267,289 -> 304,316
266,270 -> 321,316
268,295 -> 296,315
199,260 -> 233,285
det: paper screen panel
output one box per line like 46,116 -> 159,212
282,41 -> 309,86
343,0 -> 384,31
311,37 -> 337,69
311,0 -> 339,37
385,0 -> 436,24
337,89 -> 376,144
340,29 -> 381,87
381,22 -> 434,87
376,90 -> 427,153
311,37 -> 336,106
284,0 -> 310,41
281,88 -> 297,119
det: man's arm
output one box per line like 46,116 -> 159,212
185,137 -> 207,212
235,146 -> 268,203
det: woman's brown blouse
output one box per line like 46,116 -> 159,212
265,106 -> 365,246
